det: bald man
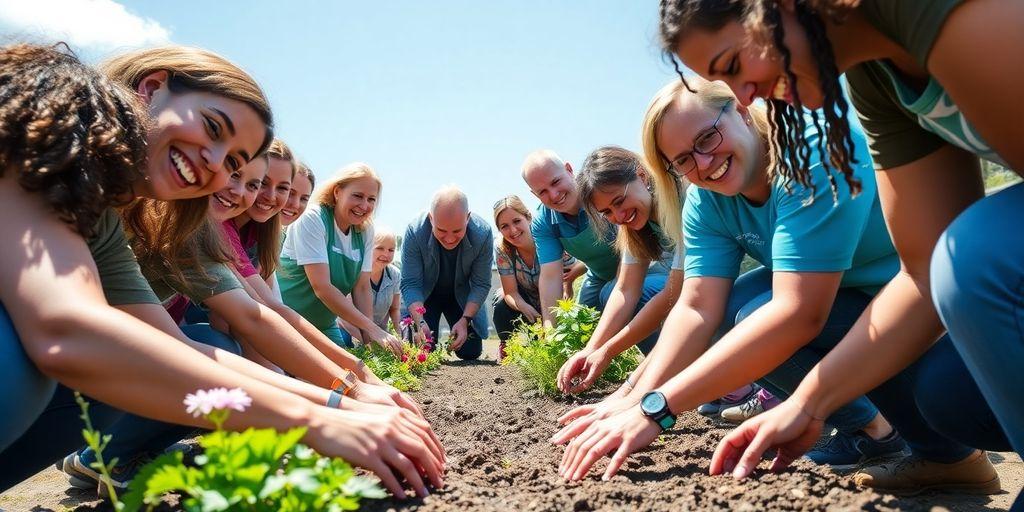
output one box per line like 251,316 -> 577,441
401,186 -> 493,360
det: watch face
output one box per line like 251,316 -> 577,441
640,392 -> 666,414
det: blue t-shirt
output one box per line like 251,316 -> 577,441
683,116 -> 899,295
532,204 -> 619,282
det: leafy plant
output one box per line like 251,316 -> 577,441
75,392 -> 125,510
352,336 -> 446,391
121,388 -> 384,512
501,299 -> 641,395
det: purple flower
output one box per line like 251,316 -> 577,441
184,387 -> 252,417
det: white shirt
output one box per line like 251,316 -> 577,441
282,203 -> 374,273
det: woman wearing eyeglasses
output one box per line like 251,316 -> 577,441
552,78 -> 921,480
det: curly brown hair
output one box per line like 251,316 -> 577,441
0,43 -> 147,237
658,0 -> 861,202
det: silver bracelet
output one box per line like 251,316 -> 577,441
326,390 -> 343,409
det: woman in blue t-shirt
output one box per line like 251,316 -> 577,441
553,78 -> 956,480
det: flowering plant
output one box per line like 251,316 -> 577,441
121,388 -> 384,511
501,299 -> 641,395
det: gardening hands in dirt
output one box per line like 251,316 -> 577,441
557,347 -> 613,393
307,406 -> 446,499
557,406 -> 661,482
550,395 -> 636,445
711,399 -> 825,479
369,325 -> 405,357
449,317 -> 470,352
349,381 -> 429,419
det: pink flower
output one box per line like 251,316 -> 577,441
401,354 -> 409,363
400,317 -> 413,328
413,305 -> 426,315
417,353 -> 427,363
424,343 -> 433,352
184,387 -> 252,417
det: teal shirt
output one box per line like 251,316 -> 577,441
683,115 -> 899,295
531,204 -> 619,282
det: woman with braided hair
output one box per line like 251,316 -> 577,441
657,0 -> 1022,502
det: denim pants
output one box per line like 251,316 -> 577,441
0,311 -> 240,492
721,267 -> 975,462
931,182 -> 1023,490
596,269 -> 670,355
422,292 -> 482,360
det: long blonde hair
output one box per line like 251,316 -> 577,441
101,46 -> 274,157
492,195 -> 533,261
641,77 -> 770,247
313,162 -> 382,232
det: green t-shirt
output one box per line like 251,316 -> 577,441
88,209 -> 160,306
141,247 -> 241,305
845,0 -> 1006,169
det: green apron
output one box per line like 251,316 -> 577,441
558,219 -> 619,283
280,205 -> 365,330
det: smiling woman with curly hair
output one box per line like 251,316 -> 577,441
0,44 -> 444,499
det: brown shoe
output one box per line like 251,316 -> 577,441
852,450 -> 1000,495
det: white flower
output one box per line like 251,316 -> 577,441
184,387 -> 252,417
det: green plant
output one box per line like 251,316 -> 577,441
121,388 -> 384,511
501,299 -> 642,395
75,392 -> 124,510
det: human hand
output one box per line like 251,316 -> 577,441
520,304 -> 540,324
449,318 -> 469,352
710,399 -> 824,479
306,406 -> 447,499
371,327 -> 403,357
558,406 -> 660,481
550,395 -> 636,445
557,347 -> 610,394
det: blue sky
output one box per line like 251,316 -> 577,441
2,1 -> 681,237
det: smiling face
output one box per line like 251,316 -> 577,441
135,71 -> 267,201
372,235 -> 397,268
430,204 -> 470,250
208,157 -> 268,221
246,157 -> 292,223
588,178 -> 652,232
524,161 -> 579,215
333,176 -> 379,230
281,172 -> 313,226
656,94 -> 765,198
674,16 -> 822,109
496,208 -> 533,249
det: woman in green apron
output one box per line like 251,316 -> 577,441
280,163 -> 402,355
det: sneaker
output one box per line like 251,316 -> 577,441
852,450 -> 1001,496
59,452 -> 95,490
720,390 -> 780,423
63,450 -> 150,497
697,385 -> 757,418
805,430 -> 908,471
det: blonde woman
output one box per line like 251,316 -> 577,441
280,163 -> 402,354
492,195 -> 579,357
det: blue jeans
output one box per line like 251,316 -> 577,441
597,269 -> 669,355
716,267 -> 879,433
931,182 -> 1024,468
0,316 -> 240,492
322,325 -> 353,348
76,324 -> 242,467
723,267 -> 975,462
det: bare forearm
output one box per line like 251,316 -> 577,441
626,303 -> 717,400
461,300 -> 480,319
314,285 -> 377,332
793,273 -> 945,418
658,300 -> 824,413
26,305 -> 313,432
587,290 -> 636,351
193,341 -> 332,405
232,305 -> 346,387
272,303 -> 373,380
601,287 -> 673,358
539,267 -> 563,327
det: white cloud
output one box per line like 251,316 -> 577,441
0,0 -> 170,55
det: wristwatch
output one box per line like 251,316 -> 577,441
640,391 -> 677,431
331,369 -> 358,396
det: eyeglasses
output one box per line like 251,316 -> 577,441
665,100 -> 732,178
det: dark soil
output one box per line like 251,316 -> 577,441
362,360 -> 914,512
